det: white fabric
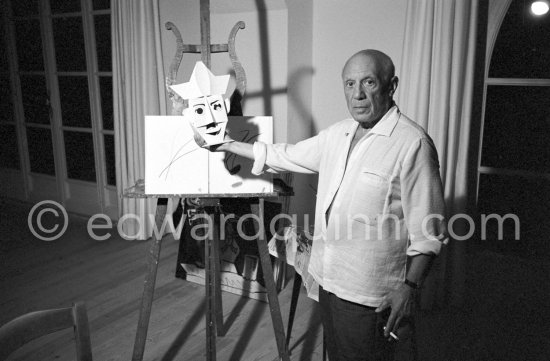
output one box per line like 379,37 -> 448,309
113,0 -> 167,239
253,106 -> 447,307
397,0 -> 479,308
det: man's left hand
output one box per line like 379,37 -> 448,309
375,283 -> 418,339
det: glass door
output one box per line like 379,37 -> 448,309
0,0 -> 117,219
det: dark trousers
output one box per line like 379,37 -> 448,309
318,286 -> 417,361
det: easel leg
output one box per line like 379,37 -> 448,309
256,199 -> 290,361
286,272 -> 302,349
204,211 -> 217,361
132,203 -> 167,361
211,207 -> 224,336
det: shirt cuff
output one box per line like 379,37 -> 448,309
252,141 -> 267,175
406,237 -> 446,257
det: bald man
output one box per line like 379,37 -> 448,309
200,49 -> 447,360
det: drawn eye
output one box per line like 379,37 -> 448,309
195,107 -> 204,115
213,103 -> 222,111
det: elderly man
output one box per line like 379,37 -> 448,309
198,49 -> 447,360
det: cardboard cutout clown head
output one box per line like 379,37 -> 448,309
170,61 -> 231,146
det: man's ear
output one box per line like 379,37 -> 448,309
224,97 -> 231,114
389,76 -> 399,97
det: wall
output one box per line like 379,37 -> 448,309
310,0 -> 408,132
285,0 -> 314,222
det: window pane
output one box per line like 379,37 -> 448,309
0,20 -> 9,71
93,0 -> 110,10
94,14 -> 111,72
478,174 -> 550,258
104,134 -> 115,185
27,127 -> 55,175
15,19 -> 44,71
0,124 -> 20,169
53,16 -> 86,71
11,0 -> 39,16
64,131 -> 96,182
50,0 -> 81,14
99,76 -> 113,130
481,86 -> 550,172
489,0 -> 550,78
20,74 -> 50,125
58,76 -> 91,128
0,76 -> 15,123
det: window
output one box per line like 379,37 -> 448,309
477,0 -> 550,258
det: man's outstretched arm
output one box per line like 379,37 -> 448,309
216,140 -> 254,160
194,127 -> 323,175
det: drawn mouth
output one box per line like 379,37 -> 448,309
204,122 -> 222,136
206,129 -> 221,136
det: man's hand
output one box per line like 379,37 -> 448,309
375,283 -> 418,339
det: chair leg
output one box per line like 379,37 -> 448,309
72,302 -> 93,361
323,334 -> 328,361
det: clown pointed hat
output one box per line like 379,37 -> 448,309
170,61 -> 230,100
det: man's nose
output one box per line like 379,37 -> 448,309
353,84 -> 365,99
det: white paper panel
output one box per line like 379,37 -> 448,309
144,115 -> 273,195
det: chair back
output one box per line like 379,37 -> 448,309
0,302 -> 92,361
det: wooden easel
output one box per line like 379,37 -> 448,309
165,1 -> 246,117
128,1 -> 291,360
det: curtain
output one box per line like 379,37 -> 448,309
397,0 -> 479,308
112,0 -> 167,240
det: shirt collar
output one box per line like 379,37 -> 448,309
346,105 -> 401,138
369,105 -> 400,137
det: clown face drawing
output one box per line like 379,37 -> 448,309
187,94 -> 229,145
170,61 -> 231,146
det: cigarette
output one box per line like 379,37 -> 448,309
384,327 -> 399,341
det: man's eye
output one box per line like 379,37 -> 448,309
195,107 -> 204,115
345,81 -> 354,87
213,103 -> 222,111
362,79 -> 375,87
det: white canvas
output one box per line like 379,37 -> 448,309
144,115 -> 273,195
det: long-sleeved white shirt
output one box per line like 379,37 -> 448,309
252,106 -> 447,306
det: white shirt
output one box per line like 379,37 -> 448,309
252,106 -> 447,306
